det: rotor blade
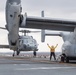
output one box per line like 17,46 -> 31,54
19,30 -> 40,33
0,45 -> 9,48
19,30 -> 30,33
0,27 -> 6,30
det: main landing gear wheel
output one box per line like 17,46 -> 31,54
13,53 -> 15,57
61,55 -> 65,62
16,51 -> 20,55
33,51 -> 36,57
13,51 -> 15,57
66,57 -> 69,63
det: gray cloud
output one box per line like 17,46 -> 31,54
21,0 -> 76,19
0,0 -> 76,18
21,0 -> 76,13
0,0 -> 76,13
0,0 -> 6,12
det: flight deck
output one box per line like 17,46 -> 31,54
0,53 -> 76,75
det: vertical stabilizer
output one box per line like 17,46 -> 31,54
41,11 -> 45,42
41,30 -> 45,42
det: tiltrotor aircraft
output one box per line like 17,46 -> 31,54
41,30 -> 76,63
0,0 -> 76,58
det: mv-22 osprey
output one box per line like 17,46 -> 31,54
1,0 -> 76,57
41,30 -> 76,63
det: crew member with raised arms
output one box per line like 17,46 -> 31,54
47,43 -> 58,61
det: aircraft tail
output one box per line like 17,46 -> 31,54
41,30 -> 45,42
41,30 -> 61,42
41,30 -> 72,42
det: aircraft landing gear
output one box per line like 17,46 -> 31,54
16,50 -> 20,55
65,57 -> 69,63
13,51 -> 15,57
61,55 -> 65,62
33,51 -> 36,57
13,53 -> 14,57
12,50 -> 20,57
60,54 -> 69,63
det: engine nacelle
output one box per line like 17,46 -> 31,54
20,13 -> 27,27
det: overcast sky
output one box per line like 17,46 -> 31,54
0,0 -> 76,52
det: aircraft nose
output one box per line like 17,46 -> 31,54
23,44 -> 31,49
8,0 -> 21,4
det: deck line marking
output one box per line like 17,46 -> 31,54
16,67 -> 76,71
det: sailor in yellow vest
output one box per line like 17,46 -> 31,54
47,43 -> 58,60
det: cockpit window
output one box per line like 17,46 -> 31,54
8,0 -> 21,4
24,40 -> 28,43
22,40 -> 23,43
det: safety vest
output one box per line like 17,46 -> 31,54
47,45 -> 58,52
50,46 -> 55,52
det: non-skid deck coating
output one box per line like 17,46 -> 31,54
0,54 -> 76,75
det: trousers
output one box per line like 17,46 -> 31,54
50,52 -> 56,60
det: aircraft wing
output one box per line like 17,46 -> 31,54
45,32 -> 61,36
20,16 -> 76,32
0,45 -> 9,48
43,31 -> 71,42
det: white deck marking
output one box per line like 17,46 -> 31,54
16,67 -> 76,71
13,64 -> 30,66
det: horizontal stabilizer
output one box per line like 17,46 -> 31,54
0,45 -> 9,48
0,27 -> 6,30
41,30 -> 45,42
45,32 -> 61,36
41,30 -> 61,42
